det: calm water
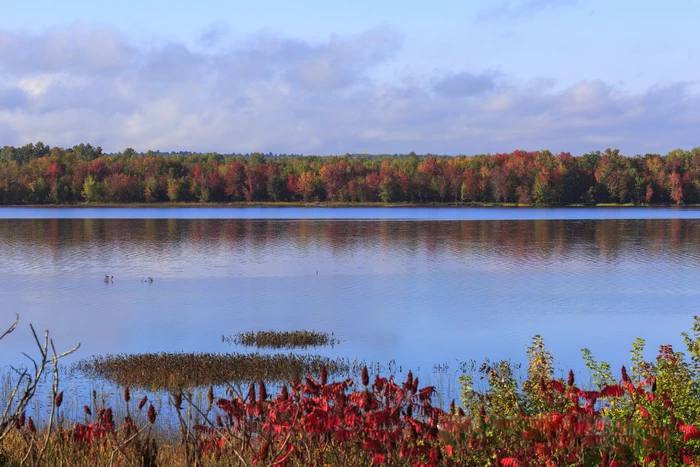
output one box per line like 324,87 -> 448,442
1,207 -> 699,388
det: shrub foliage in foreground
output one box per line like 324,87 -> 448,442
4,317 -> 700,465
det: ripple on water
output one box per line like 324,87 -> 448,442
0,217 -> 699,377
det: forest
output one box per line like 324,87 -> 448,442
1,142 -> 699,205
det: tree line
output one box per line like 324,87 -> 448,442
1,142 -> 699,205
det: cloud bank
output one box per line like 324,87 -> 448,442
0,26 -> 698,155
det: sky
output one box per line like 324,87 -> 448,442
1,0 -> 699,155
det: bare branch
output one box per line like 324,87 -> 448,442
0,314 -> 18,340
36,339 -> 63,465
0,315 -> 81,453
56,342 -> 81,359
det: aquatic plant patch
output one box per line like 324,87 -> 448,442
74,352 -> 352,391
222,330 -> 339,349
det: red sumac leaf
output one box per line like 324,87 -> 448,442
678,423 -> 700,442
601,385 -> 624,398
550,380 -> 564,393
501,458 -> 522,467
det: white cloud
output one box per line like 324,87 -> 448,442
17,76 -> 53,97
0,25 -> 698,156
0,28 -> 136,74
0,86 -> 27,109
481,91 -> 516,113
433,71 -> 498,97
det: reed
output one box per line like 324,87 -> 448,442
221,330 -> 339,349
73,352 -> 352,391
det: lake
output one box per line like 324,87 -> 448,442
1,207 -> 699,391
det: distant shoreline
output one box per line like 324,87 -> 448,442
1,202 -> 698,208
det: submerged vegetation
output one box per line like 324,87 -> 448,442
7,315 -> 700,464
222,330 -> 339,349
1,143 -> 700,205
74,352 -> 353,391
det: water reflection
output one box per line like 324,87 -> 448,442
0,219 -> 698,276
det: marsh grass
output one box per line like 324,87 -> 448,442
221,330 -> 339,349
73,352 -> 353,391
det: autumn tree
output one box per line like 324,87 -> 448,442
0,143 -> 699,205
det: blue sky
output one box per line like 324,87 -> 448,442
1,0 -> 699,154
